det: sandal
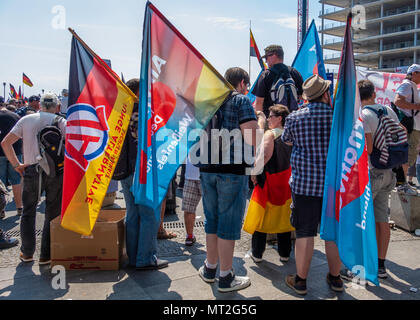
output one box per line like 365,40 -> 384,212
157,230 -> 177,239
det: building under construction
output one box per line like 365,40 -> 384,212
319,0 -> 420,72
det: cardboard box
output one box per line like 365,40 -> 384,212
51,210 -> 125,270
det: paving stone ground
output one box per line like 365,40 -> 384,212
1,184 -> 420,300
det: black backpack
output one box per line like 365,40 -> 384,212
194,91 -> 253,168
270,67 -> 299,112
37,115 -> 65,177
390,86 -> 419,134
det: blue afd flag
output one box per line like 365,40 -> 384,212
320,14 -> 379,286
292,20 -> 327,81
132,2 -> 232,220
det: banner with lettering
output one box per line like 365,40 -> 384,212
61,32 -> 137,235
356,69 -> 418,106
321,15 -> 379,285
132,1 -> 232,218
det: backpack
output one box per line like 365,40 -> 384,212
364,106 -> 408,169
15,106 -> 36,118
195,91 -> 252,168
390,86 -> 419,134
37,115 -> 65,177
270,68 -> 299,112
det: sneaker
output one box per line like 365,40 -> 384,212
397,183 -> 417,196
0,210 -> 5,220
0,231 -> 19,249
340,268 -> 355,282
250,252 -> 263,263
19,252 -> 34,263
39,258 -> 51,265
378,267 -> 388,279
17,208 -> 23,216
185,236 -> 196,246
408,181 -> 417,188
326,273 -> 344,292
218,270 -> 251,293
198,265 -> 216,283
280,256 -> 290,263
285,274 -> 307,295
136,259 -> 168,270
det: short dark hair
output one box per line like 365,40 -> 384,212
358,80 -> 375,101
224,67 -> 250,88
126,78 -> 140,95
269,104 -> 289,127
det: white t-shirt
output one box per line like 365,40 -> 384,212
395,79 -> 420,130
185,154 -> 200,181
10,112 -> 66,165
361,104 -> 400,169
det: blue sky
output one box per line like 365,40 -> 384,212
0,0 -> 324,98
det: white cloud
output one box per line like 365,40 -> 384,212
206,16 -> 248,30
264,16 -> 297,30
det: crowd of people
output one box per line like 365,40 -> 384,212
0,44 -> 419,296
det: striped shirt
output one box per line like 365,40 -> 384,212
281,102 -> 332,197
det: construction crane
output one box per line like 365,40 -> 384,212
297,0 -> 309,50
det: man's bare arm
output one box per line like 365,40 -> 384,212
394,94 -> 420,111
1,133 -> 25,176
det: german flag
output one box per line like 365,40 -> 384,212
9,84 -> 17,99
250,29 -> 267,70
23,73 -> 33,87
243,137 -> 294,235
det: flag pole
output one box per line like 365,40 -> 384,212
22,74 -> 24,100
67,28 -> 138,100
249,20 -> 251,82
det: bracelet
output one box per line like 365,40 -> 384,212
13,163 -> 20,169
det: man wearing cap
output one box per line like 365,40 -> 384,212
252,44 -> 303,121
16,95 -> 40,118
281,74 -> 343,295
1,93 -> 66,265
394,64 -> 420,195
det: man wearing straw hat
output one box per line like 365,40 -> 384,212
281,74 -> 344,295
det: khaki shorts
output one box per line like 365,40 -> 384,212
408,130 -> 420,167
370,168 -> 396,223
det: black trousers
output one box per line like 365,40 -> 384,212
251,231 -> 292,259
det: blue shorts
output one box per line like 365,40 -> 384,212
0,155 -> 22,186
200,172 -> 248,240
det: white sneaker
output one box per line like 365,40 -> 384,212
250,253 -> 263,263
397,184 -> 417,196
218,271 -> 251,293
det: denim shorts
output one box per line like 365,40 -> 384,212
200,172 -> 249,240
0,155 -> 22,186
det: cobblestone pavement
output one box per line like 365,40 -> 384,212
1,186 -> 420,300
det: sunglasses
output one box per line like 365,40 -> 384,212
268,114 -> 279,119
